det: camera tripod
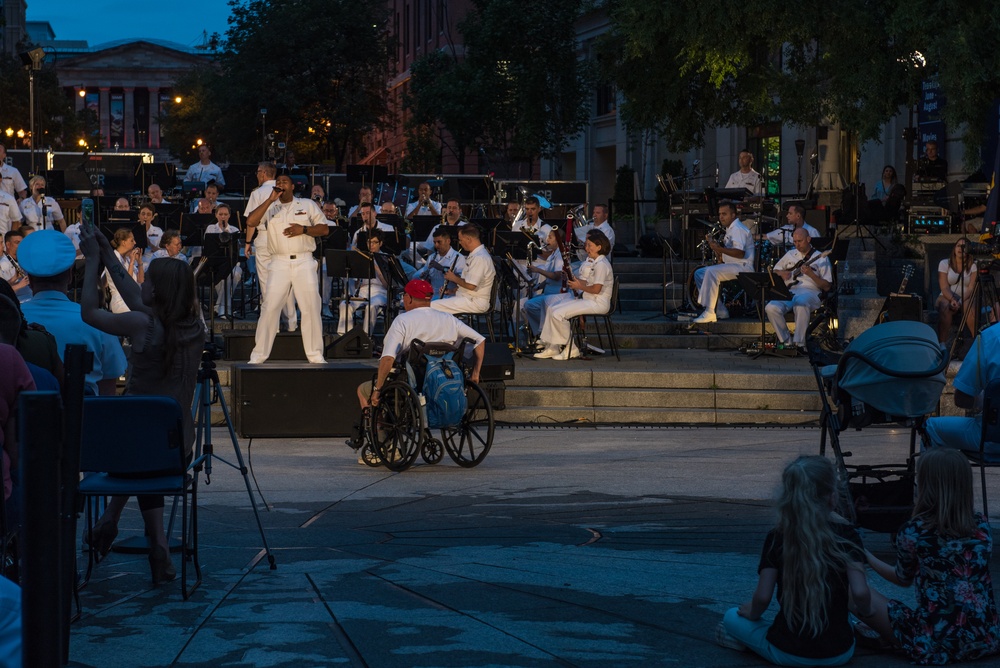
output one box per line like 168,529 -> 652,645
950,265 -> 999,361
191,345 -> 277,571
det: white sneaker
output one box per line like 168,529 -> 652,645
307,357 -> 326,364
554,345 -> 581,361
534,344 -> 561,359
693,309 -> 717,324
716,304 -> 730,320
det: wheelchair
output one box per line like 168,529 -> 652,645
357,338 -> 495,472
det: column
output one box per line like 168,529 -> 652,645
123,87 -> 135,150
99,88 -> 110,149
148,88 -> 160,149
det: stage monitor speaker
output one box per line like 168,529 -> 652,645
481,342 -> 514,382
233,363 -> 374,438
327,326 -> 373,359
877,294 -> 923,324
805,207 -> 829,236
223,331 -> 321,361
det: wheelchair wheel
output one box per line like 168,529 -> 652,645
441,381 -> 494,468
421,437 -> 444,465
369,380 -> 424,472
360,443 -> 382,468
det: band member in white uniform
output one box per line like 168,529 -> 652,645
338,229 -> 389,335
573,204 -> 615,258
0,143 -> 27,200
765,204 -> 821,245
405,182 -> 442,217
765,227 -> 833,350
245,162 -> 297,330
692,202 -> 755,324
0,189 -> 23,236
511,196 -> 549,242
350,202 -> 395,249
431,224 -> 494,315
1,229 -> 32,302
246,174 -> 329,364
347,185 -> 373,219
521,227 -> 565,335
420,198 -> 467,252
414,226 -> 466,299
186,144 -> 225,188
105,228 -> 144,314
151,230 -> 189,262
534,230 -> 613,360
135,204 -> 164,272
725,150 -> 764,195
204,204 -> 243,319
19,176 -> 65,231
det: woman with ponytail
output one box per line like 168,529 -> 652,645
718,456 -> 872,666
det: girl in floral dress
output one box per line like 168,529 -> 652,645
860,448 -> 1000,664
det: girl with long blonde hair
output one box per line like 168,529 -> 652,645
718,456 -> 871,666
859,448 -> 999,664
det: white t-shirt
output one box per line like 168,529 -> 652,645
937,258 -> 977,302
725,169 -> 763,194
381,307 -> 485,361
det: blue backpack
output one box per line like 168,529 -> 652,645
422,352 -> 467,428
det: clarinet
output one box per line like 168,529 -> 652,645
440,253 -> 460,299
4,252 -> 26,280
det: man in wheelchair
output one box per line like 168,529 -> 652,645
348,279 -> 485,456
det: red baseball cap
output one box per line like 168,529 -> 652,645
404,279 -> 434,300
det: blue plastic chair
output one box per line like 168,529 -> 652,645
78,396 -> 201,599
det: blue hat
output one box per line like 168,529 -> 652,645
18,229 -> 77,277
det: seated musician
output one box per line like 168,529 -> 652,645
764,227 -> 832,352
349,279 -> 485,460
511,196 -> 549,242
350,202 -> 394,249
534,229 -> 613,361
204,204 -> 243,319
692,202 -> 755,324
420,198 -> 467,253
573,204 -> 615,260
430,224 -> 494,315
338,228 -> 389,335
405,182 -> 442,218
917,140 -> 948,181
725,150 -> 764,195
765,204 -> 821,246
414,226 -> 466,299
522,227 -> 565,336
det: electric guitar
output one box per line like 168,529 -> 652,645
784,250 -> 832,287
875,264 -> 917,325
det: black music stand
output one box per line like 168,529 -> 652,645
374,252 -> 409,328
346,164 -> 388,190
326,249 -> 376,338
98,220 -> 142,246
153,203 -> 183,230
738,270 -> 792,359
196,232 -> 242,331
408,215 -> 442,262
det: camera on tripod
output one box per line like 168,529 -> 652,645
966,235 -> 1000,262
202,339 -> 224,362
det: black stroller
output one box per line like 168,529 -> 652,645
811,320 -> 949,531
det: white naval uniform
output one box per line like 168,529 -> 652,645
694,219 -> 755,315
350,222 -> 396,250
104,250 -> 141,314
521,251 -> 565,335
186,161 -> 225,188
725,169 -> 764,194
249,196 -> 326,364
421,220 -> 467,252
205,222 -> 244,316
430,244 -> 495,315
764,247 -> 832,346
19,196 -> 64,230
338,257 -> 388,335
405,200 -> 442,217
574,221 -> 616,254
538,254 -> 613,348
0,163 -> 26,199
765,223 -> 821,245
0,191 -> 22,236
415,247 -> 466,299
139,224 -> 164,271
0,253 -> 31,302
246,180 -> 297,329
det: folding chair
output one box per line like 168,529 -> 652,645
966,378 -> 1000,519
456,267 -> 500,342
78,396 -> 201,599
570,276 -> 621,361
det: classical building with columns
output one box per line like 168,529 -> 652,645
45,39 -> 211,152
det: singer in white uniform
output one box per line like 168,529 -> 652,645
245,162 -> 297,330
19,176 -> 65,231
692,202 -> 755,324
247,175 -> 329,364
764,227 -> 832,349
534,230 -> 613,361
431,224 -> 494,315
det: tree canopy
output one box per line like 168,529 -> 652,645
405,0 -> 592,175
601,0 -> 1000,159
161,0 -> 392,168
0,54 -> 81,152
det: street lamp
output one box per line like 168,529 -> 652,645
78,89 -> 86,98
18,47 -> 45,175
174,96 -> 182,104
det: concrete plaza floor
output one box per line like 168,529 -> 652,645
68,425 -> 1000,667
